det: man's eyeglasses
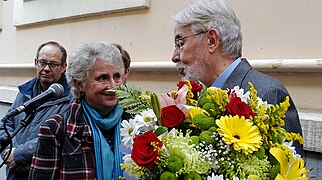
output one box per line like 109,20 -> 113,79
36,59 -> 63,70
174,31 -> 207,51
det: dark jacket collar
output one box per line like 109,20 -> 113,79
222,58 -> 252,89
18,73 -> 70,98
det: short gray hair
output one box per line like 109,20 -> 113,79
66,42 -> 124,98
171,0 -> 242,59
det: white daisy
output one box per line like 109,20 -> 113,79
120,119 -> 141,149
136,108 -> 158,131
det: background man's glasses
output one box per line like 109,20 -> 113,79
36,59 -> 62,70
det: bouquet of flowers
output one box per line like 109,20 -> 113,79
112,80 -> 309,180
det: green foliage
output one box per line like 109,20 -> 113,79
268,164 -> 280,180
253,147 -> 266,160
154,126 -> 168,136
111,84 -> 150,115
272,134 -> 283,145
150,92 -> 161,122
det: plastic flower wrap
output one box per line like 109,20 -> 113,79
111,81 -> 309,180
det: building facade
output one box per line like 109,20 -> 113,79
0,0 -> 321,178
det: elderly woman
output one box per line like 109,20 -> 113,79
29,42 -> 131,180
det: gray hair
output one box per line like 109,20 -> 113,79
66,42 -> 124,98
171,0 -> 242,59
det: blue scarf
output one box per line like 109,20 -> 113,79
82,100 -> 124,180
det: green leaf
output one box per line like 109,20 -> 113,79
154,126 -> 168,136
150,92 -> 161,121
111,84 -> 150,115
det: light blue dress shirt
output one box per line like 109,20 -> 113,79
211,57 -> 241,88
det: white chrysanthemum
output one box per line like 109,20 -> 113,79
120,119 -> 141,148
207,173 -> 224,180
136,108 -> 158,131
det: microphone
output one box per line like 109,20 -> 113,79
6,83 -> 64,118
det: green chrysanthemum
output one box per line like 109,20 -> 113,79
160,171 -> 178,180
198,130 -> 215,145
234,153 -> 271,179
162,131 -> 211,175
167,155 -> 184,172
192,114 -> 216,131
198,87 -> 228,119
183,171 -> 202,180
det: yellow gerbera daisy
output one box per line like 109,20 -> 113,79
270,147 -> 309,180
216,115 -> 262,154
186,106 -> 206,120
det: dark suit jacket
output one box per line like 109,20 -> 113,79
222,58 -> 304,155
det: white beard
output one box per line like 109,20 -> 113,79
176,60 -> 207,83
176,50 -> 208,83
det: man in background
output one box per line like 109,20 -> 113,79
171,0 -> 303,155
0,41 -> 72,180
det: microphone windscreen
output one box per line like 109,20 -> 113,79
49,83 -> 64,98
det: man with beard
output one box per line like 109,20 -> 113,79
171,0 -> 303,155
0,41 -> 72,180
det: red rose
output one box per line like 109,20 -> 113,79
161,105 -> 185,129
177,81 -> 186,88
177,81 -> 202,100
226,97 -> 255,119
189,81 -> 203,92
131,131 -> 163,168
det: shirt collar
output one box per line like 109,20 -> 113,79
211,57 -> 241,88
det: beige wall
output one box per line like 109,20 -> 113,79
0,0 -> 321,112
1,0 -> 321,61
